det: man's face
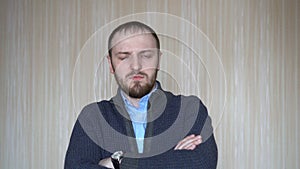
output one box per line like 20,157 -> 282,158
108,31 -> 161,98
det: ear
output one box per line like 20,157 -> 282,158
107,55 -> 115,74
157,51 -> 162,70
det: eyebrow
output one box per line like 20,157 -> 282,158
115,49 -> 156,56
138,49 -> 156,54
115,51 -> 132,56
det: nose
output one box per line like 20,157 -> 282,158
130,55 -> 142,71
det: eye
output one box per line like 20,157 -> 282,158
142,54 -> 151,58
140,52 -> 154,59
118,55 -> 129,60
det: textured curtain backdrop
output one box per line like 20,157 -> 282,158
0,0 -> 299,169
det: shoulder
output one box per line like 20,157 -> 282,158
77,100 -> 114,124
163,90 -> 211,134
78,102 -> 100,117
79,99 -> 114,115
163,90 -> 207,116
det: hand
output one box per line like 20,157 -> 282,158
99,157 -> 114,168
174,134 -> 202,150
99,135 -> 202,167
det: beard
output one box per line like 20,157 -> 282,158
115,70 -> 158,98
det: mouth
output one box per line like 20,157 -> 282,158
132,74 -> 144,81
130,74 -> 145,81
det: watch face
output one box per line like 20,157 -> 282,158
111,151 -> 124,161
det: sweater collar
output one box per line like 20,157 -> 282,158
111,81 -> 167,123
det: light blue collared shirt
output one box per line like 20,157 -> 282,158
121,84 -> 157,153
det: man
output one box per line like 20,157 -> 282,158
65,21 -> 217,169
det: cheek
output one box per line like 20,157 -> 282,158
114,65 -> 131,79
115,68 -> 126,77
113,61 -> 129,72
142,58 -> 159,69
143,68 -> 158,79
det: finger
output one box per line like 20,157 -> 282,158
175,135 -> 202,150
178,135 -> 202,150
174,135 -> 195,150
186,144 -> 196,150
175,135 -> 201,150
174,135 -> 195,149
178,138 -> 201,150
185,137 -> 202,150
193,135 -> 202,145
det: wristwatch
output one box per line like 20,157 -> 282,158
111,151 -> 124,169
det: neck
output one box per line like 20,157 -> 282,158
125,96 -> 141,108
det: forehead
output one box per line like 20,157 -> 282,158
110,30 -> 157,53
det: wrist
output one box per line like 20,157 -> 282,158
111,151 -> 124,169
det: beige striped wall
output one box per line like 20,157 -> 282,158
0,0 -> 299,168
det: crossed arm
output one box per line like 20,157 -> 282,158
65,120 -> 217,169
99,134 -> 203,168
65,100 -> 217,169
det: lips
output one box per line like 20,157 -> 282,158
126,72 -> 147,81
132,75 -> 144,80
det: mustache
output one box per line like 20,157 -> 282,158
126,71 -> 148,78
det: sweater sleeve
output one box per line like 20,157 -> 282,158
120,134 -> 217,169
64,120 -> 110,169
